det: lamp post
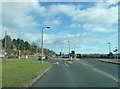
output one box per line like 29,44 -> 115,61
108,42 -> 111,59
41,26 -> 50,64
74,44 -> 76,60
68,41 -> 70,59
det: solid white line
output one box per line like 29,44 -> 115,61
92,67 -> 119,82
80,62 -> 119,82
65,63 -> 69,67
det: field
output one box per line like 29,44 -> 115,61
2,59 -> 50,87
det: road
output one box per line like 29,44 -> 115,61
33,58 -> 119,87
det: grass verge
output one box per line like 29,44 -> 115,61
2,59 -> 50,87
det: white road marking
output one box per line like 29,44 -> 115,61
81,62 -> 92,67
81,62 -> 119,82
65,63 -> 69,67
54,62 -> 59,65
68,61 -> 72,64
92,67 -> 119,82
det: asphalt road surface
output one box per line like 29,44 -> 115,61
33,58 -> 119,87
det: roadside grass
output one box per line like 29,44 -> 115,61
0,59 -> 2,88
2,59 -> 51,87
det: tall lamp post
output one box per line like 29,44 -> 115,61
108,42 -> 111,59
41,26 -> 50,64
74,44 -> 76,60
68,41 -> 70,59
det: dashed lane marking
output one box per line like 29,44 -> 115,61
68,61 -> 72,64
54,62 -> 59,65
65,63 -> 69,67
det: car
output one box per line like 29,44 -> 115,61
0,50 -> 6,58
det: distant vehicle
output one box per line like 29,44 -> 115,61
0,50 -> 6,58
38,56 -> 46,61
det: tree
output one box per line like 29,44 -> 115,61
2,35 -> 56,58
24,41 -> 30,50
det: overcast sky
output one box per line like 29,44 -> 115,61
0,0 -> 119,54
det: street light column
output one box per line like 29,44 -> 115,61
68,41 -> 70,59
41,28 -> 44,64
74,44 -> 76,60
108,42 -> 111,59
41,27 -> 50,64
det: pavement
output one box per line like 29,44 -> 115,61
33,58 -> 119,87
99,59 -> 120,64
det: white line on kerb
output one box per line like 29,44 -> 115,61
92,67 -> 119,82
65,63 -> 69,67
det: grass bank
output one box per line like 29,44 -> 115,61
2,59 -> 51,87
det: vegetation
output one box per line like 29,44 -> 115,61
2,35 -> 55,58
2,59 -> 51,87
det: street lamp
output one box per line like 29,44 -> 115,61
41,26 -> 50,64
108,42 -> 111,59
68,41 -> 70,59
74,44 -> 76,60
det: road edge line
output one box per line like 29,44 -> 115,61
26,64 -> 52,87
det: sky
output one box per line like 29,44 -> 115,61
0,0 -> 119,54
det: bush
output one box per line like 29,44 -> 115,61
8,54 -> 17,59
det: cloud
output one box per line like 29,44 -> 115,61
83,24 -> 116,33
43,17 -> 62,28
69,23 -> 81,28
45,2 -> 118,33
46,2 -> 118,24
2,1 -> 118,53
2,2 -> 40,30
